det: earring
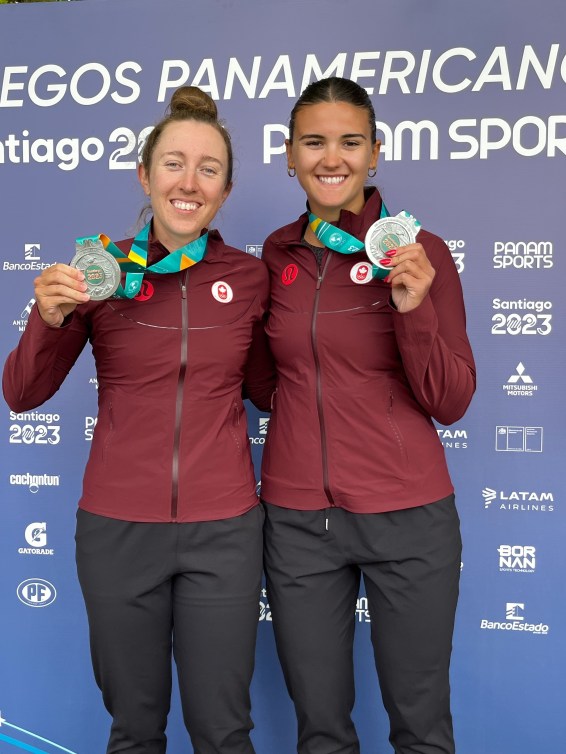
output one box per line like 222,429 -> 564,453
287,167 -> 296,178
368,168 -> 377,178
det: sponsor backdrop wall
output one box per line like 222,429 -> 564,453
0,0 -> 564,752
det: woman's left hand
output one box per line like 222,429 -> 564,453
381,243 -> 435,313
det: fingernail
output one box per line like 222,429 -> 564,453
383,275 -> 391,283
385,249 -> 397,257
380,259 -> 391,266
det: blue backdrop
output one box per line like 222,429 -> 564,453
1,1 -> 564,752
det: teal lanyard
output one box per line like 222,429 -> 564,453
308,201 -> 390,280
75,223 -> 209,299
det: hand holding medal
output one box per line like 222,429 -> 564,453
33,260 -> 91,328
364,210 -> 435,313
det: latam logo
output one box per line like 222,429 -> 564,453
16,578 -> 56,607
482,488 -> 554,512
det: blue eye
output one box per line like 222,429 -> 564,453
199,166 -> 221,177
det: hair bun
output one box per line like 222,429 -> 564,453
169,86 -> 218,120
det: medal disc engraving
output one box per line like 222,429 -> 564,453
71,239 -> 121,300
364,216 -> 417,267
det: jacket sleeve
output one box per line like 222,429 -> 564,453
242,261 -> 276,412
392,235 -> 476,425
2,305 -> 90,412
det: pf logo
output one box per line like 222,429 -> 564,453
17,578 -> 57,607
281,264 -> 298,285
212,280 -> 233,303
350,262 -> 372,284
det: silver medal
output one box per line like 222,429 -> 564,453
70,238 -> 121,301
364,211 -> 420,267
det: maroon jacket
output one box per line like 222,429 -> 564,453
3,230 -> 272,523
260,189 -> 476,513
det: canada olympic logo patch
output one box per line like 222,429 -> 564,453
350,262 -> 372,284
211,280 -> 233,302
282,264 -> 298,285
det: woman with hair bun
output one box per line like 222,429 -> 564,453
260,77 -> 475,753
3,86 -> 273,753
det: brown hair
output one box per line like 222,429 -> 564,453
141,86 -> 233,186
288,77 -> 377,146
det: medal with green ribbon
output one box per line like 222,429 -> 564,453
309,202 -> 421,281
74,222 -> 208,299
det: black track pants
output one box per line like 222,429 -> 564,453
76,505 -> 264,754
263,496 -> 461,754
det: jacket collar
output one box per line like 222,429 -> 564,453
275,187 -> 384,245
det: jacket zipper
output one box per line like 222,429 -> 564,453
310,252 -> 335,510
171,270 -> 189,519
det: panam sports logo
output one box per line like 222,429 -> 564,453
493,240 -> 553,270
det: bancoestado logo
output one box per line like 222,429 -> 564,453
436,428 -> 468,449
9,411 -> 61,445
480,603 -> 549,635
3,242 -> 55,272
18,522 -> 54,556
249,417 -> 270,445
493,241 -> 553,269
503,362 -> 539,397
16,578 -> 57,607
491,298 -> 552,335
9,472 -> 60,493
482,487 -> 554,513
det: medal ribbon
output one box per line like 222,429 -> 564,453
76,222 -> 208,299
309,201 -> 390,280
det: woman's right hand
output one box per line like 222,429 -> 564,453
34,263 -> 90,327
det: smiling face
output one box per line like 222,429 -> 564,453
138,119 -> 232,251
287,101 -> 380,222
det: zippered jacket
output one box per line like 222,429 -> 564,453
3,231 -> 272,522
260,189 -> 476,513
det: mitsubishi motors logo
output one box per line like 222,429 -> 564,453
503,362 -> 538,397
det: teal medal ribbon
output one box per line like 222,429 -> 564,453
75,222 -> 208,299
309,202 -> 390,280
